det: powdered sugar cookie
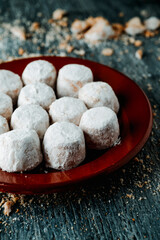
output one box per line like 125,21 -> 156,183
57,64 -> 93,98
0,92 -> 13,121
43,122 -> 86,170
0,116 -> 9,135
49,97 -> 87,125
79,107 -> 119,150
11,104 -> 49,139
0,129 -> 42,172
0,70 -> 22,104
18,83 -> 56,111
22,60 -> 57,87
78,81 -> 119,113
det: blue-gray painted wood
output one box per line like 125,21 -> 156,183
0,0 -> 159,239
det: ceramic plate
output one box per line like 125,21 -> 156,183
0,56 -> 153,194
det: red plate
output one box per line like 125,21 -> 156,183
0,56 -> 152,194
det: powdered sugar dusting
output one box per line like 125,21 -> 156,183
0,92 -> 13,121
79,107 -> 119,149
43,122 -> 86,170
57,64 -> 93,98
0,116 -> 9,135
11,104 -> 49,139
49,97 -> 87,125
22,60 -> 57,87
78,81 -> 119,113
0,129 -> 42,172
0,70 -> 22,103
18,82 -> 56,110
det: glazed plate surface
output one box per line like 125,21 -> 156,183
0,56 -> 153,194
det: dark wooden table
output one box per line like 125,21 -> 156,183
0,0 -> 160,239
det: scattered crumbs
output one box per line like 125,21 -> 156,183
138,197 -> 143,201
112,23 -> 124,36
140,10 -> 148,18
58,52 -> 67,57
125,17 -> 145,36
59,42 -> 67,49
31,22 -> 40,31
134,40 -> 142,47
134,157 -> 143,164
0,198 -> 5,207
144,17 -> 160,31
58,19 -> 68,27
37,12 -> 42,17
74,49 -> 85,56
119,12 -> 124,17
147,83 -> 152,91
52,9 -> 66,20
65,34 -> 72,42
71,19 -> 90,34
120,178 -> 124,185
3,201 -> 14,216
156,184 -> 160,192
101,48 -> 114,56
126,193 -> 135,199
10,26 -> 26,40
48,18 -> 54,24
10,194 -> 19,203
135,49 -> 143,59
135,181 -> 144,188
66,45 -> 74,53
144,30 -> 155,38
129,37 -> 135,44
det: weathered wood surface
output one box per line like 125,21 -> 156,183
0,0 -> 160,239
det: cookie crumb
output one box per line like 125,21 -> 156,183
126,193 -> 134,199
147,83 -> 152,91
145,17 -> 160,31
119,12 -> 124,17
101,48 -> 114,56
125,17 -> 145,36
52,9 -> 66,20
112,23 -> 124,36
135,49 -> 143,59
66,45 -> 74,53
71,19 -> 89,34
10,26 -> 26,40
144,30 -> 155,38
18,47 -> 25,55
31,22 -> 40,31
74,49 -> 85,56
134,40 -> 142,47
3,201 -> 14,216
0,198 -> 5,207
